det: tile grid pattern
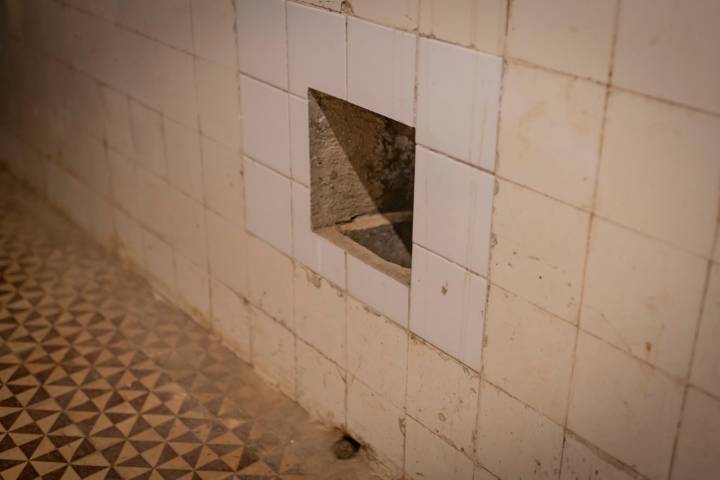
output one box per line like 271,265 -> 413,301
0,172 -> 376,479
0,1 -> 719,480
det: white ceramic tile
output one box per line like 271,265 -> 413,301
168,189 -> 207,267
205,208 -> 249,297
690,263 -> 720,398
405,417 -> 474,480
497,63 -> 605,209
581,219 -> 707,378
129,101 -> 166,178
68,66 -> 105,141
108,149 -> 142,219
174,253 -> 210,320
476,381 -> 564,480
568,332 -> 684,480
413,147 -> 494,276
416,39 -> 501,171
119,31 -> 162,108
613,0 -> 720,114
46,165 -> 93,232
88,195 -> 116,249
347,297 -> 407,409
410,245 -> 487,370
294,265 -> 346,365
561,433 -> 636,480
240,75 -> 290,175
248,235 -> 294,327
191,0 -> 237,67
596,91 -> 720,258
506,0 -> 616,82
164,118 -> 203,203
195,57 -> 241,150
419,0 -> 507,55
296,341 -> 346,426
60,132 -> 110,196
289,96 -> 310,186
202,136 -> 245,225
99,86 -> 133,155
113,208 -> 145,267
141,228 -> 175,292
251,306 -> 295,398
671,388 -> 720,480
156,44 -> 197,128
210,278 -> 251,362
286,2 -> 346,99
127,0 -> 193,52
406,338 -> 479,454
347,17 -> 416,126
351,0 -> 419,31
291,183 -> 346,288
244,157 -> 293,255
483,286 -> 575,424
347,380 -> 405,474
236,0 -> 288,89
347,254 -> 409,327
137,169 -> 174,240
491,179 -> 590,324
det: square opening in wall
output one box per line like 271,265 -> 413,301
308,89 -> 415,284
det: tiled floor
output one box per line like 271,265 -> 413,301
0,172 -> 376,479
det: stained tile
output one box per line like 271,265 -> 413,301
294,265 -> 346,365
596,91 -> 720,257
498,63 -> 605,209
690,262 -> 720,398
406,337 -> 479,454
613,0 -> 720,113
475,381 -> 564,480
347,380 -> 404,475
671,387 -> 720,479
405,416 -> 474,480
490,179 -> 589,323
483,285 -> 575,424
347,297 -> 407,409
419,0 -> 507,55
581,218 -> 706,378
506,0 -> 616,81
568,332 -> 684,480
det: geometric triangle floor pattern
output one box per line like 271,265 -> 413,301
0,172 -> 373,480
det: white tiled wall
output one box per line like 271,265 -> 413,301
2,1 -> 719,479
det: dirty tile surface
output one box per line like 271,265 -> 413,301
0,172 -> 376,479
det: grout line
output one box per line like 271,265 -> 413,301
564,429 -> 651,480
344,250 -> 350,430
667,211 -> 720,478
557,0 -> 622,476
187,0 -> 216,347
26,0 -> 720,123
493,169 -> 716,263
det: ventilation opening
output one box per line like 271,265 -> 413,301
308,88 -> 415,284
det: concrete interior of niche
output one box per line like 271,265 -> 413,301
308,88 -> 415,283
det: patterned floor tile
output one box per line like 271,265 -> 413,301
0,172 -> 375,480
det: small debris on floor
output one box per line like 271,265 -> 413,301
333,435 -> 361,460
